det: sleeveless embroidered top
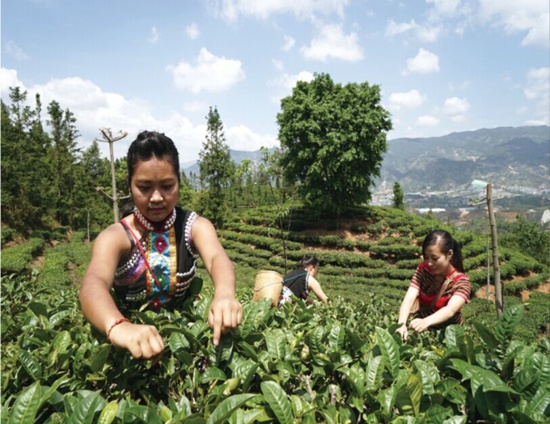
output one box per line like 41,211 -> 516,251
113,207 -> 198,311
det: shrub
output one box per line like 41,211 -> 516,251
1,237 -> 45,274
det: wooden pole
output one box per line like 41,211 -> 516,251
95,128 -> 128,223
486,236 -> 491,300
486,183 -> 503,318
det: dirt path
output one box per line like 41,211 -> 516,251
30,254 -> 46,270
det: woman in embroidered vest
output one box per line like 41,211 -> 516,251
278,255 -> 329,308
396,230 -> 471,342
79,131 -> 242,362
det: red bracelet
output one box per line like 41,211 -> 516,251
106,317 -> 130,342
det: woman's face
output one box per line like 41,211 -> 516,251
424,243 -> 453,277
130,157 -> 179,222
306,264 -> 319,277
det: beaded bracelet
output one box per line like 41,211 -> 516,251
106,317 -> 130,342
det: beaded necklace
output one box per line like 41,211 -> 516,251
131,207 -> 178,311
133,206 -> 176,232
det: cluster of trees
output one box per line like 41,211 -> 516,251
1,87 -> 113,235
2,74 -> 396,236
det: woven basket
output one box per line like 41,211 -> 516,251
252,270 -> 283,307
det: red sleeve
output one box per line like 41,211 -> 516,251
449,274 -> 471,302
409,262 -> 430,291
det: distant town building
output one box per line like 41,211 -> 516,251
417,208 -> 446,214
541,209 -> 550,225
471,179 -> 488,190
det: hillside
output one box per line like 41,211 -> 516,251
183,126 -> 549,198
377,125 -> 549,193
219,205 -> 549,310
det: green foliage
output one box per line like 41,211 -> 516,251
500,215 -> 550,266
392,182 -> 405,210
1,225 -> 17,247
0,237 -> 45,274
198,106 -> 235,228
277,73 -> 392,214
2,87 -> 120,235
2,204 -> 550,422
3,268 -> 549,422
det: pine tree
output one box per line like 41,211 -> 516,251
1,89 -> 54,234
393,182 -> 405,210
198,106 -> 235,227
47,100 -> 80,227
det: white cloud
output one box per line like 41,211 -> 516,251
443,96 -> 470,114
282,35 -> 295,51
272,59 -> 285,72
426,0 -> 461,18
211,0 -> 348,23
525,119 -> 547,126
0,68 -> 25,99
524,67 -> 550,125
184,101 -> 208,113
405,48 -> 440,74
450,114 -> 466,123
300,23 -> 364,62
5,40 -> 29,61
524,67 -> 550,100
148,26 -> 159,43
1,68 -> 274,160
449,81 -> 470,91
166,48 -> 245,94
388,89 -> 425,111
385,20 -> 441,43
416,115 -> 440,126
269,70 -> 315,104
186,23 -> 200,39
385,20 -> 415,36
478,0 -> 549,48
226,125 -> 279,151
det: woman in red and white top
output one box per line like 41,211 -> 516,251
396,229 -> 471,342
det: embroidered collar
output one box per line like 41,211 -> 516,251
133,207 -> 176,232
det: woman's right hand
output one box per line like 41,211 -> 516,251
396,323 -> 408,343
108,321 -> 165,364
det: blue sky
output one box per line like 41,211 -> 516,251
2,0 -> 548,161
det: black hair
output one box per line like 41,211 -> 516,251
299,255 -> 320,268
126,131 -> 180,186
422,229 -> 464,273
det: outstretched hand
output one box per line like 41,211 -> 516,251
108,321 -> 165,364
208,296 -> 243,346
408,318 -> 430,333
396,324 -> 409,342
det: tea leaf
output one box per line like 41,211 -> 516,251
260,381 -> 293,424
7,381 -> 42,424
206,393 -> 258,424
375,327 -> 400,378
97,401 -> 118,424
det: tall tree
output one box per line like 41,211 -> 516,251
277,73 -> 392,215
74,140 -> 113,231
198,106 -> 234,227
47,100 -> 81,227
393,182 -> 405,210
1,89 -> 53,234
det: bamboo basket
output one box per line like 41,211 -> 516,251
252,270 -> 283,307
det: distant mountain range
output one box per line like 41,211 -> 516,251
183,125 -> 549,194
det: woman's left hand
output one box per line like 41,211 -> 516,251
408,318 -> 430,333
208,296 -> 243,346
